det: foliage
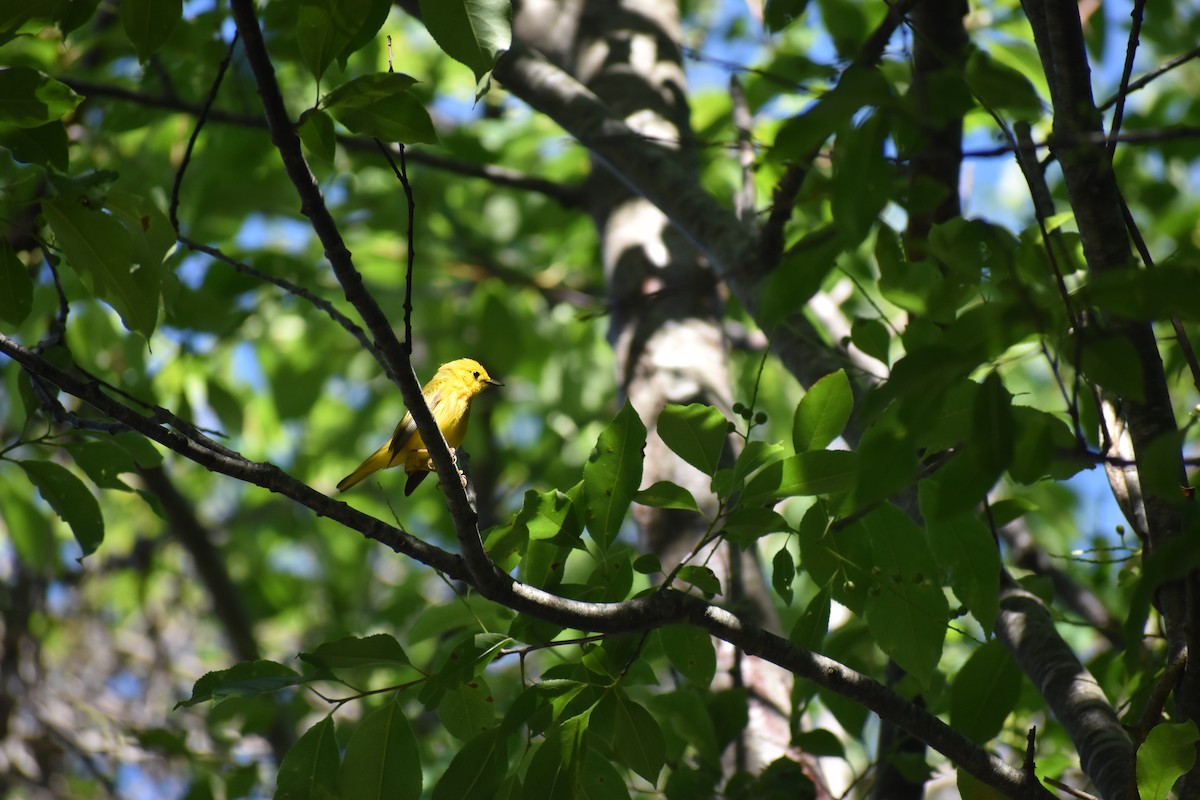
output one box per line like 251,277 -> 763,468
2,0 -> 1200,799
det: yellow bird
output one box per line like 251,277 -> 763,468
337,358 -> 502,495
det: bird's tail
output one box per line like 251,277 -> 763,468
337,442 -> 393,492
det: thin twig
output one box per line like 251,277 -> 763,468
373,140 -> 417,352
1105,0 -> 1145,162
169,32 -> 240,231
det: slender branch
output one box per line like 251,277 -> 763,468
59,77 -> 584,207
1105,0 -> 1145,162
169,31 -> 239,230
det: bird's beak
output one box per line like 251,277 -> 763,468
486,378 -> 504,388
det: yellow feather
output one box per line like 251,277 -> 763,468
337,358 -> 501,494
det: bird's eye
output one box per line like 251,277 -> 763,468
473,371 -> 480,379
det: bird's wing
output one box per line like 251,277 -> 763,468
386,389 -> 441,460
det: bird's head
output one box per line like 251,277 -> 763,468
439,358 -> 503,398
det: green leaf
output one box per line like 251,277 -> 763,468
338,697 -> 422,800
1077,264 -> 1200,322
0,67 -> 81,127
771,65 -> 892,162
44,198 -> 159,337
0,238 -> 33,325
660,625 -> 716,687
0,120 -> 69,170
859,505 -> 947,687
299,633 -> 411,671
297,0 -> 370,83
1078,332 -> 1146,402
611,691 -> 665,784
1009,406 -> 1081,484
764,0 -> 811,32
647,690 -> 719,761
719,506 -> 790,547
757,226 -> 844,327
949,640 -> 1021,744
632,480 -> 699,512
789,588 -> 831,651
65,439 -> 139,491
631,553 -> 661,575
831,113 -> 889,242
527,488 -> 581,542
793,369 -> 853,453
298,109 -> 337,163
927,513 -> 1000,632
971,372 -> 1014,477
582,401 -> 646,548
792,729 -> 844,758
772,544 -> 795,605
851,317 -> 890,365
176,660 -> 307,707
438,676 -> 497,741
431,728 -> 511,800
657,403 -> 728,476
740,450 -> 858,506
323,73 -> 438,145
1137,721 -> 1199,800
119,0 -> 181,62
19,460 -> 104,557
675,566 -> 722,598
418,0 -> 512,85
275,716 -> 340,800
525,714 -> 587,800
966,49 -> 1043,122
0,480 -> 55,572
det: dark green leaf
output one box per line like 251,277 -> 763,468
582,402 -> 646,547
297,0 -> 370,83
719,506 -> 791,547
44,198 -> 159,337
0,238 -> 33,324
966,49 -> 1043,121
772,544 -> 796,605
324,74 -> 438,145
647,690 -> 719,761
851,317 -> 890,365
789,589 -> 831,651
431,728 -> 511,800
764,0 -> 811,32
275,716 -> 340,800
19,460 -> 103,557
0,67 -> 81,126
793,369 -> 853,453
657,403 -> 728,476
949,641 -> 1020,744
338,697 -> 422,800
927,512 -> 1000,632
438,676 -> 496,741
676,566 -> 722,598
0,120 -> 68,170
419,0 -> 512,85
298,109 -> 336,163
741,450 -> 858,505
660,625 -> 716,687
1077,264 -> 1200,322
831,113 -> 889,242
119,0 -> 181,61
858,505 -> 947,687
972,372 -> 1014,477
299,633 -> 411,671
631,553 -> 661,574
610,691 -> 665,784
758,225 -> 844,326
771,65 -> 891,162
632,480 -> 698,511
792,729 -> 844,758
527,489 -> 580,541
176,660 -> 307,707
65,439 -> 138,491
